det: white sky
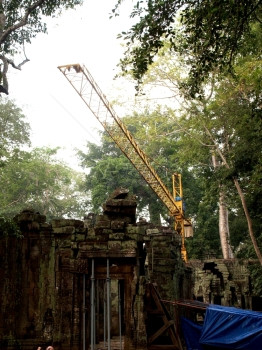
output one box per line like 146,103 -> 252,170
8,0 -> 135,170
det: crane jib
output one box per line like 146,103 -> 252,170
58,63 -> 190,262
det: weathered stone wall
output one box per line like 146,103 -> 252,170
188,259 -> 261,310
144,227 -> 192,302
0,189 -> 190,350
1,189 -> 260,350
0,210 -> 55,349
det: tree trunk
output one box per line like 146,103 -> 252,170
212,154 -> 233,259
219,191 -> 234,259
233,178 -> 262,265
204,126 -> 262,264
148,202 -> 161,225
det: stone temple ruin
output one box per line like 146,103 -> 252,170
0,188 -> 261,350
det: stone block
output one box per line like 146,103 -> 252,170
95,218 -> 111,229
125,232 -> 139,241
108,240 -> 122,250
72,220 -> 84,229
87,228 -> 96,236
71,242 -> 78,250
93,242 -> 108,250
75,234 -> 86,242
102,229 -> 113,234
152,235 -> 172,242
52,218 -> 70,228
57,239 -> 71,248
146,228 -> 160,235
109,232 -> 125,240
34,213 -> 47,223
104,198 -> 136,207
14,209 -> 47,224
121,240 -> 137,250
125,225 -> 139,234
53,226 -> 75,235
52,218 -> 84,228
95,214 -> 110,222
111,220 -> 125,230
152,247 -> 171,257
153,258 -> 176,267
75,226 -> 86,234
138,225 -> 147,235
79,242 -> 95,251
40,223 -> 52,230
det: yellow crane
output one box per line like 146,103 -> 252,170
58,63 -> 192,261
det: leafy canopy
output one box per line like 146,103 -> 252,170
114,0 -> 262,96
0,146 -> 88,220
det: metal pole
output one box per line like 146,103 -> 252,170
104,280 -> 107,348
83,274 -> 86,350
96,280 -> 99,348
107,259 -> 111,350
118,281 -> 122,350
91,259 -> 95,350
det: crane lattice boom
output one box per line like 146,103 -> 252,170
58,64 -> 182,216
58,63 -> 189,260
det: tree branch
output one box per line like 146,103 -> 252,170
0,0 -> 48,45
0,54 -> 8,93
0,0 -> 5,36
6,57 -> 30,70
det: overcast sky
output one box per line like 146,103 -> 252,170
8,0 -> 134,169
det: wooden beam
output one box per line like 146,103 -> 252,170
148,320 -> 174,344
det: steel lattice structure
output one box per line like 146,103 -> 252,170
58,63 -> 188,260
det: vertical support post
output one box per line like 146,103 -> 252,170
152,245 -> 154,275
91,259 -> 95,350
107,259 -> 111,350
104,280 -> 107,348
83,274 -> 86,350
96,280 -> 99,347
118,280 -> 122,350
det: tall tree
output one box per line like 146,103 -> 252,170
176,56 -> 262,263
0,147 -> 87,220
0,0 -> 83,94
211,153 -> 233,259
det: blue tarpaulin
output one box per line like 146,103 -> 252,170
199,304 -> 262,349
181,305 -> 262,350
181,317 -> 204,350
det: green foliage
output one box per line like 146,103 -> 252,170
0,215 -> 22,238
130,37 -> 262,260
207,59 -> 262,239
249,263 -> 262,297
0,147 -> 87,221
236,235 -> 262,296
0,98 -> 88,221
114,0 -> 262,96
0,98 -> 30,164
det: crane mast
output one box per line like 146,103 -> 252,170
58,63 -> 188,261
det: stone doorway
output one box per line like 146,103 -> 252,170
82,258 -> 135,350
